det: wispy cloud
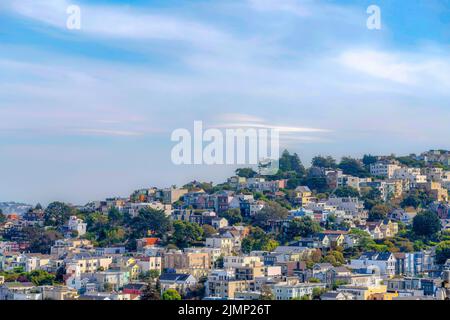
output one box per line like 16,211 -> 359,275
77,129 -> 144,137
248,0 -> 310,16
338,48 -> 450,90
3,0 -> 236,51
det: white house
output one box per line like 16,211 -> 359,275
68,216 -> 87,236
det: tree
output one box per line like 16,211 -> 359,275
279,150 -> 306,177
235,168 -> 257,178
349,228 -> 375,250
323,251 -> 345,266
436,241 -> 450,265
254,201 -> 289,227
242,227 -> 279,253
368,204 -> 390,221
396,156 -> 426,168
0,209 -> 5,224
141,280 -> 161,300
28,270 -> 55,286
162,289 -> 182,300
312,287 -> 327,300
284,217 -> 322,241
259,285 -> 274,300
361,187 -> 383,210
22,227 -> 63,254
131,208 -> 172,238
362,154 -> 378,167
202,224 -> 217,238
305,174 -> 329,193
338,157 -> 369,178
312,156 -> 337,169
220,208 -> 243,225
401,189 -> 433,209
412,211 -> 441,238
44,202 -> 74,226
108,207 -> 124,225
172,220 -> 204,248
334,186 -> 359,198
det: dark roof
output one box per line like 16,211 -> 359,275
320,291 -> 341,299
360,251 -> 393,261
123,283 -> 147,290
159,273 -> 193,282
376,252 -> 393,261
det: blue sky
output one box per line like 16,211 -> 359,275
1,0 -> 450,205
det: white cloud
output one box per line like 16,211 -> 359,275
339,49 -> 450,88
3,0 -> 235,51
77,129 -> 144,137
248,0 -> 310,16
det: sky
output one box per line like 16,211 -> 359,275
1,0 -> 450,205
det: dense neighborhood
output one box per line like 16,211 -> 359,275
2,149 -> 450,300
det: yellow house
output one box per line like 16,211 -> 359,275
368,291 -> 399,300
292,186 -> 313,207
380,220 -> 398,238
127,263 -> 141,280
337,284 -> 389,300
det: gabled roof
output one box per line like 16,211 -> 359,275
313,263 -> 333,270
320,291 -> 342,299
123,283 -> 147,291
360,251 -> 393,261
159,273 -> 194,282
295,186 -> 311,193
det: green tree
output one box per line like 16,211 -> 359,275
242,227 -> 279,253
259,285 -> 274,300
131,208 -> 172,238
28,270 -> 55,286
436,241 -> 450,265
362,154 -> 378,167
312,287 -> 327,300
202,224 -> 217,238
172,220 -> 204,248
412,211 -> 441,238
334,186 -> 360,198
361,187 -> 383,210
0,209 -> 5,224
279,150 -> 306,177
284,217 -> 322,241
338,157 -> 369,178
312,156 -> 337,169
22,227 -> 63,254
305,175 -> 329,193
323,251 -> 345,266
162,289 -> 182,300
368,204 -> 390,221
401,189 -> 433,209
235,168 -> 257,178
141,280 -> 161,300
108,207 -> 124,225
44,202 -> 74,226
254,201 -> 289,227
220,208 -> 243,225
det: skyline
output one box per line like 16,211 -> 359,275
1,0 -> 450,205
